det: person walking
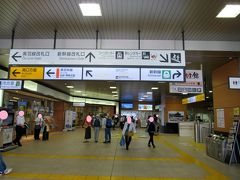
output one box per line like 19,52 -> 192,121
0,110 -> 12,176
13,111 -> 25,146
122,116 -> 136,150
34,113 -> 44,140
93,115 -> 101,142
147,116 -> 156,148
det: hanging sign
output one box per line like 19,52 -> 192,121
9,49 -> 185,67
83,67 -> 140,81
141,68 -> 184,82
9,66 -> 44,80
0,80 -> 22,89
44,67 -> 82,80
169,70 -> 203,93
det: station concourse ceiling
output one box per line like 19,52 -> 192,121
1,0 -> 240,103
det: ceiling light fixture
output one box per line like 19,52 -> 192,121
206,96 -> 209,99
79,3 -> 102,16
182,92 -> 188,95
151,87 -> 158,90
216,4 -> 240,18
66,86 -> 74,89
113,95 -> 118,97
147,92 -> 152,94
110,86 -> 117,89
209,90 -> 213,93
112,91 -> 118,93
74,90 -> 82,93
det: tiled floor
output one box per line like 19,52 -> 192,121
1,128 -> 240,180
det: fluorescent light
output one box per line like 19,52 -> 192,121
139,100 -> 143,102
74,90 -> 82,93
182,92 -> 188,95
113,95 -> 118,97
110,86 -> 117,89
147,92 -> 152,94
112,91 -> 118,93
151,87 -> 158,90
209,90 -> 213,93
13,97 -> 19,100
216,5 -> 240,18
79,3 -> 102,16
206,96 -> 209,99
66,86 -> 74,89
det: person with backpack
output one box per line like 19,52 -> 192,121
93,115 -> 101,143
103,115 -> 112,143
122,116 -> 136,150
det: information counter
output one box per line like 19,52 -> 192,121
179,121 -> 194,137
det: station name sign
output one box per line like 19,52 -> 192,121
0,79 -> 22,89
9,49 -> 185,67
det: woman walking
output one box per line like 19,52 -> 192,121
34,113 -> 44,140
122,116 -> 136,150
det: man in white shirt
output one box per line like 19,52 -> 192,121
13,111 -> 25,146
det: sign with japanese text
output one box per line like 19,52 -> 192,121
169,70 -> 203,93
182,94 -> 205,104
0,80 -> 22,89
9,66 -> 44,80
83,67 -> 140,80
9,49 -> 185,67
141,68 -> 184,82
44,67 -> 82,80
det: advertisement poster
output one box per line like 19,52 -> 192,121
168,111 -> 184,123
216,109 -> 225,128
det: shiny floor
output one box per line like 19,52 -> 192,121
2,128 -> 240,180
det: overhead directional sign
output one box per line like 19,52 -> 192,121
0,80 -> 23,89
44,67 -> 82,80
141,68 -> 184,82
169,70 -> 203,93
9,49 -> 185,67
83,67 -> 140,81
9,66 -> 44,80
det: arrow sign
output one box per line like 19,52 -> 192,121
86,70 -> 93,77
12,52 -> 22,62
12,69 -> 21,77
173,70 -> 181,79
46,69 -> 55,77
85,52 -> 95,62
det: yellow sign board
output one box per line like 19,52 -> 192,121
196,94 -> 205,101
9,67 -> 44,80
182,94 -> 205,104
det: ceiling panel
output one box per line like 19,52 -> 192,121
0,0 -> 240,40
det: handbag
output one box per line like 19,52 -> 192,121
120,135 -> 125,146
128,131 -> 134,137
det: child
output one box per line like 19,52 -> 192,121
42,119 -> 50,141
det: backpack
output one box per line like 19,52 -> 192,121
93,118 -> 100,127
106,119 -> 112,128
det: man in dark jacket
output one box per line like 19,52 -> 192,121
147,116 -> 156,148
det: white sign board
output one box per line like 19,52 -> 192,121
73,102 -> 85,107
141,68 -> 184,82
216,109 -> 225,128
169,70 -> 203,93
9,49 -> 185,67
44,67 -> 82,80
83,67 -> 140,81
229,77 -> 240,89
0,80 -> 22,89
